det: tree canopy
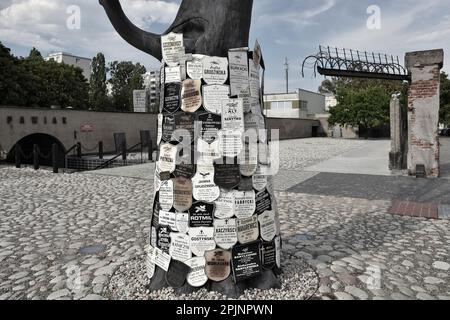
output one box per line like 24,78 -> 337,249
440,72 -> 450,126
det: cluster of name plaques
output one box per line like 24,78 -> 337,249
148,32 -> 281,289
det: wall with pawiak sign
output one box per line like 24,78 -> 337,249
0,106 -> 158,158
266,118 -> 322,140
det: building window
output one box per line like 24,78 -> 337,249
20,117 -> 25,124
31,117 -> 38,124
62,117 -> 67,124
270,101 -> 293,111
300,100 -> 308,110
7,116 -> 12,124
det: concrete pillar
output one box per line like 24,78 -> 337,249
389,93 -> 402,170
405,49 -> 444,178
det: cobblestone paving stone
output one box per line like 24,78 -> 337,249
1,138 -> 449,300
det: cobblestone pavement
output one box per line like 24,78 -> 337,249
1,138 -> 449,300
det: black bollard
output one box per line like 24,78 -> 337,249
122,141 -> 127,161
76,143 -> 82,158
33,144 -> 39,170
52,144 -> 58,174
15,145 -> 21,168
99,141 -> 104,160
148,139 -> 153,161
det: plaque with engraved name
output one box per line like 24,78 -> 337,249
163,83 -> 181,114
214,189 -> 235,219
173,177 -> 193,212
186,256 -> 208,287
260,240 -> 276,270
255,189 -> 272,216
234,191 -> 256,219
159,180 -> 174,211
161,32 -> 184,67
154,247 -> 171,272
232,241 -> 262,282
181,79 -> 202,113
165,66 -> 182,83
197,112 -> 222,144
159,210 -> 177,230
222,98 -> 244,132
203,85 -> 230,115
175,212 -> 189,234
187,54 -> 205,80
189,227 -> 216,257
169,232 -> 192,262
228,49 -> 250,96
157,225 -> 171,254
189,201 -> 215,228
213,158 -> 241,190
203,56 -> 228,85
158,143 -> 177,173
214,219 -> 238,250
236,215 -> 259,244
173,112 -> 195,145
205,249 -> 232,282
258,211 -> 276,242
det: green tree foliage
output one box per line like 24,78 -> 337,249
325,78 -> 407,138
440,72 -> 450,126
0,43 -> 89,109
0,42 -> 24,105
89,52 -> 110,111
108,61 -> 146,112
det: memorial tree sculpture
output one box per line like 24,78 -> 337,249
100,0 -> 282,298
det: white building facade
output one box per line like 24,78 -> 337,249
45,52 -> 92,81
263,89 -> 326,119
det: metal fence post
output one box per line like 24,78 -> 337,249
122,141 -> 127,161
99,141 -> 104,160
52,144 -> 58,174
33,144 -> 39,170
148,139 -> 153,161
77,143 -> 82,158
15,145 -> 21,169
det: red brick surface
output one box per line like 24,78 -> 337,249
388,200 -> 439,219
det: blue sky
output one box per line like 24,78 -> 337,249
1,0 -> 450,92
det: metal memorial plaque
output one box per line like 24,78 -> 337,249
159,210 -> 177,230
214,219 -> 238,250
239,142 -> 258,177
245,113 -> 266,142
231,242 -> 262,283
157,114 -> 163,145
174,112 -> 195,145
238,177 -> 254,192
154,167 -> 161,192
260,240 -> 276,270
234,191 -> 256,219
186,257 -> 208,287
250,98 -> 263,118
275,236 -> 281,268
192,167 -> 220,203
202,56 -> 228,85
187,54 -> 205,80
239,93 -> 251,114
147,246 -> 156,279
197,112 -> 222,144
163,83 -> 181,114
169,233 -> 192,262
174,151 -> 195,179
158,143 -> 177,173
203,85 -> 230,115
154,247 -> 171,272
161,32 -> 184,67
197,139 -> 222,160
218,131 -> 243,158
165,66 -> 182,83
253,40 -> 262,67
162,115 -> 176,143
258,211 -> 276,242
221,99 -> 244,132
189,201 -> 215,228
249,60 -> 261,98
255,189 -> 272,216
150,227 -> 157,248
157,225 -> 171,254
159,180 -> 174,211
229,49 -> 250,96
214,159 -> 241,190
236,215 -> 259,244
189,227 -> 216,257
175,213 -> 189,234
173,177 -> 193,212
166,259 -> 190,288
252,167 -> 268,192
214,189 -> 235,219
181,79 -> 202,113
152,200 -> 160,228
205,249 -> 232,282
258,142 -> 270,165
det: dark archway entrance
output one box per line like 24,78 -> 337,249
7,134 -> 66,167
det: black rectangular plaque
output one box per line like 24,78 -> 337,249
231,241 -> 262,283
